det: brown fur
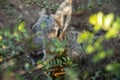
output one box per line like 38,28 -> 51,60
52,0 -> 72,32
30,0 -> 72,64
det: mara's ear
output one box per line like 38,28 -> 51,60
39,8 -> 46,18
51,14 -> 61,27
31,8 -> 46,32
33,8 -> 46,25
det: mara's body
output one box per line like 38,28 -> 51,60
30,0 -> 73,64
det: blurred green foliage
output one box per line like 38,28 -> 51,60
77,12 -> 120,78
0,21 -> 28,57
0,20 -> 79,80
0,1 -> 120,78
0,21 -> 31,79
1,0 -> 119,80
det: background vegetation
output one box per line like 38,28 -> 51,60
0,0 -> 120,80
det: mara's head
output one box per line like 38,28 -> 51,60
30,8 -> 62,64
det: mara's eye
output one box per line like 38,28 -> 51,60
31,25 -> 37,33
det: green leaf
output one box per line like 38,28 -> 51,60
103,13 -> 114,30
56,47 -> 64,52
113,17 -> 120,30
92,51 -> 106,63
97,12 -> 104,27
106,62 -> 120,75
4,29 -> 11,37
77,31 -> 94,43
85,45 -> 94,54
105,28 -> 118,39
87,1 -> 94,8
89,14 -> 97,25
65,68 -> 79,80
41,21 -> 46,30
0,36 -> 3,41
62,57 -> 67,62
18,21 -> 26,32
94,37 -> 103,50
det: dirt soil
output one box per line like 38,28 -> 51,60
0,0 -> 120,80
